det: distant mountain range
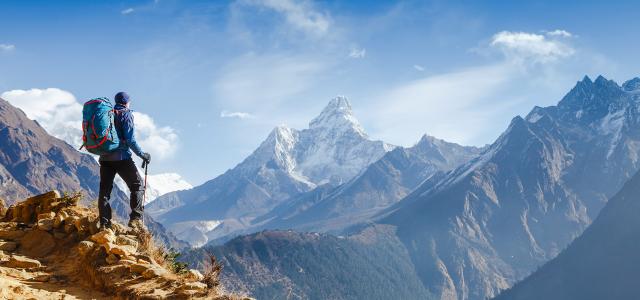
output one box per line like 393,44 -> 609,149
187,75 -> 640,300
377,75 -> 640,299
150,96 -> 481,247
0,97 -> 186,249
494,150 -> 640,300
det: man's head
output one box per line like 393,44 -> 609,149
115,92 -> 130,106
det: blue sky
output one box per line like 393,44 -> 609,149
1,0 -> 639,185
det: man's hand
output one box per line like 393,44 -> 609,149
141,152 -> 151,168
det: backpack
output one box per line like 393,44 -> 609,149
80,97 -> 120,155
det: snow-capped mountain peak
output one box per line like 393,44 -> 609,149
309,96 -> 366,136
622,77 -> 640,92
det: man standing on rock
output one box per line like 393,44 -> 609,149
98,92 -> 151,231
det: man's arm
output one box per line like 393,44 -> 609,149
121,111 -> 146,159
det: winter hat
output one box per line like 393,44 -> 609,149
115,92 -> 130,104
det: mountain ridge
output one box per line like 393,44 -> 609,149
149,96 -> 393,246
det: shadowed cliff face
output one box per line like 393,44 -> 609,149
494,168 -> 640,300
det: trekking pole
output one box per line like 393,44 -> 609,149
143,161 -> 148,223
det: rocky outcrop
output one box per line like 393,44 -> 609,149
0,190 -> 249,299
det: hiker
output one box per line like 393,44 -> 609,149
97,92 -> 151,230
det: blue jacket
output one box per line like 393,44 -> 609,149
99,104 -> 145,161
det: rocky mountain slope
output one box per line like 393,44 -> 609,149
0,97 -> 186,250
149,96 -> 394,246
184,226 -> 433,300
0,191 -> 245,299
376,75 -> 640,300
0,97 -> 99,203
494,167 -> 640,300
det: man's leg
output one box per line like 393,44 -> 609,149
98,161 -> 118,227
116,159 -> 145,222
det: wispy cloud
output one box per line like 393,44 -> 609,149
238,0 -> 330,37
544,29 -> 572,38
1,88 -> 179,160
490,30 -> 575,64
367,29 -> 581,146
367,64 -> 517,146
349,47 -> 366,59
0,44 -> 15,51
121,7 -> 135,15
214,53 -> 326,108
220,110 -> 255,119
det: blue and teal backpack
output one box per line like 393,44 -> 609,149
80,97 -> 120,155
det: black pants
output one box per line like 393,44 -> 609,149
98,159 -> 144,226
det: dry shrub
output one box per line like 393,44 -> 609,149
61,191 -> 83,206
135,229 -> 187,274
136,229 -> 167,266
204,252 -> 223,290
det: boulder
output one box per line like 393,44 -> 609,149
0,250 -> 9,262
129,263 -> 152,274
37,218 -> 54,231
19,230 -> 55,257
53,211 -> 69,228
0,229 -> 26,240
37,212 -> 55,221
64,223 -> 76,234
185,269 -> 204,282
180,281 -> 208,291
4,255 -> 41,269
106,253 -> 119,265
0,241 -> 17,252
32,274 -> 51,282
118,258 -> 137,266
74,217 -> 91,233
77,241 -> 95,256
90,229 -> 115,245
142,267 -> 167,279
134,254 -> 155,265
116,235 -> 139,249
105,243 -> 136,257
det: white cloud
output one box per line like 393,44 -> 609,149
131,112 -> 179,160
545,29 -> 572,38
220,110 -> 255,119
0,88 -> 179,161
116,172 -> 192,204
238,0 -> 330,37
0,44 -> 15,51
1,88 -> 83,147
121,8 -> 135,15
490,30 -> 575,64
349,48 -> 366,59
413,64 -> 425,71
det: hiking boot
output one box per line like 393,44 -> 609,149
98,222 -> 112,231
128,218 -> 146,232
